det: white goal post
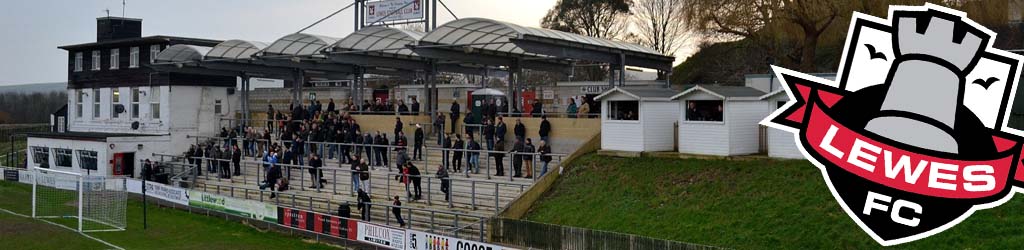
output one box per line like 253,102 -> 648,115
32,168 -> 127,232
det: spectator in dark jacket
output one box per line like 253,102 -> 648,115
514,119 -> 526,141
539,140 -> 553,176
449,99 -> 460,134
467,135 -> 481,174
261,163 -> 283,198
436,165 -> 451,201
327,98 -> 336,114
357,188 -> 372,221
410,96 -> 420,116
483,119 -> 495,150
495,117 -> 507,144
392,196 -> 406,227
442,133 -> 453,170
539,115 -> 551,143
413,124 -> 424,160
492,139 -> 506,176
232,145 -> 242,177
309,153 -> 324,188
435,114 -> 445,145
407,163 -> 422,200
531,99 -> 543,117
523,138 -> 536,178
394,117 -> 404,136
452,134 -> 464,172
510,138 -> 525,177
363,133 -> 374,163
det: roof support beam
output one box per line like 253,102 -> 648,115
413,47 -> 572,74
511,38 -> 674,71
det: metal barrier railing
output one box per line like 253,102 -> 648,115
169,156 -> 528,212
194,181 -> 489,241
185,135 -> 566,182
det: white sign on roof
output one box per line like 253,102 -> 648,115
364,0 -> 424,25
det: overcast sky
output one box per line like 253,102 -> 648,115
0,0 -> 688,86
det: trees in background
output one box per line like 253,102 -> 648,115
0,91 -> 66,124
541,0 -> 632,39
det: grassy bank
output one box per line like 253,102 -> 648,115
0,181 -> 341,250
524,154 -> 1024,249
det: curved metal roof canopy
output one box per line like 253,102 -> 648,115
155,45 -> 211,63
263,33 -> 339,56
419,18 -> 673,71
206,40 -> 268,60
332,26 -> 424,59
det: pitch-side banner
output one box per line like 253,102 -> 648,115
405,230 -> 508,250
187,190 -> 278,223
357,221 -> 406,249
125,179 -> 189,206
364,0 -> 423,25
277,207 -> 358,240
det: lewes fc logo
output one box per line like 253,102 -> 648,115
762,4 -> 1024,246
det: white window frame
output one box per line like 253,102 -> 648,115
150,87 -> 161,119
112,88 -> 121,118
76,150 -> 99,171
91,50 -> 101,71
149,45 -> 161,64
130,47 -> 140,68
75,90 -> 84,118
131,87 -> 140,118
110,48 -> 119,70
214,100 -> 223,115
92,89 -> 101,118
604,100 -> 641,123
74,52 -> 83,72
31,146 -> 50,168
683,99 -> 726,124
53,148 -> 73,168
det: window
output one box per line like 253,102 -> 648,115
150,87 -> 161,119
131,87 -> 140,118
74,52 -> 83,72
214,100 -> 223,114
110,48 -> 119,69
31,147 -> 49,168
77,150 -> 98,171
112,88 -> 121,118
91,51 -> 101,71
75,90 -> 84,118
685,100 -> 724,122
130,47 -> 140,68
53,148 -> 73,168
149,45 -> 161,64
606,101 -> 639,121
93,89 -> 101,118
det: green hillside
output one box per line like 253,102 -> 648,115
525,154 -> 1024,249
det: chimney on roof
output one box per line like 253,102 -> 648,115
97,16 -> 142,42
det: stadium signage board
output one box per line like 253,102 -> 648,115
3,169 -> 18,182
364,0 -> 423,26
186,190 -> 278,223
277,207 -> 358,240
357,221 -> 406,249
406,230 -> 506,250
125,179 -> 189,205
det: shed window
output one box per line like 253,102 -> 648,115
77,150 -> 98,171
31,146 -> 49,168
685,100 -> 723,122
606,101 -> 639,121
53,148 -> 73,168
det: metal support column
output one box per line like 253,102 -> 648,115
427,61 -> 437,121
619,53 -> 627,87
509,59 -> 520,113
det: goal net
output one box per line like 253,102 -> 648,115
33,169 -> 127,232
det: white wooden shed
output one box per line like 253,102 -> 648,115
594,87 -> 680,152
671,85 -> 768,156
760,90 -> 804,159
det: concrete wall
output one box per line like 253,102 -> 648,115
641,101 -> 679,152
